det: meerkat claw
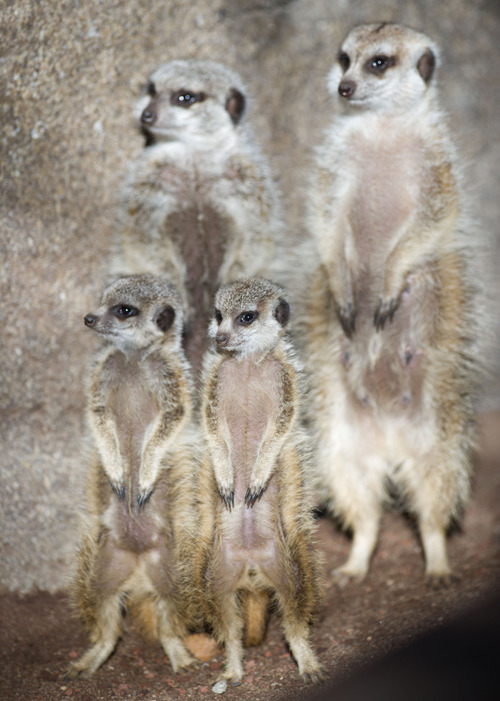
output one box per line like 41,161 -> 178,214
110,482 -> 125,501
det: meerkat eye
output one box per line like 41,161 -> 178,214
366,55 -> 396,75
214,309 -> 223,324
170,90 -> 206,108
147,81 -> 157,97
236,311 -> 258,326
338,52 -> 350,71
112,304 -> 139,319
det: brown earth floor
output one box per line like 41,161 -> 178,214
1,412 -> 499,701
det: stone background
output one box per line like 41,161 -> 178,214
1,0 -> 499,593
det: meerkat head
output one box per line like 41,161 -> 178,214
328,23 -> 439,112
208,278 -> 290,358
84,275 -> 184,353
135,59 -> 247,149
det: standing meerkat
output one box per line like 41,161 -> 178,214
194,278 -> 323,685
306,23 -> 482,587
113,59 -> 284,374
66,274 -> 197,679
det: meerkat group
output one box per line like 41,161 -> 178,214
68,24 -> 484,686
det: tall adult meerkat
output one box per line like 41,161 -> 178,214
306,23 -> 482,587
114,60 -> 284,375
194,278 -> 323,685
66,275 -> 197,679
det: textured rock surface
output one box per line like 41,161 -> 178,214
1,0 -> 499,592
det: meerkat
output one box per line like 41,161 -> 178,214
65,274 -> 197,679
193,278 -> 323,685
305,23 -> 482,587
113,59 -> 285,375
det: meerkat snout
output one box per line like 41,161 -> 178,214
338,79 -> 356,98
84,314 -> 97,328
215,332 -> 229,347
140,104 -> 157,126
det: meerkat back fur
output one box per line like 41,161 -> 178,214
113,60 -> 285,374
194,278 -> 323,685
66,274 -> 197,679
306,23 -> 483,587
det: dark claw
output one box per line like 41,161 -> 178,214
245,486 -> 265,508
219,489 -> 232,511
337,302 -> 356,338
111,482 -> 125,500
374,298 -> 399,331
137,489 -> 153,509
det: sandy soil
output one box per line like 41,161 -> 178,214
1,412 -> 499,701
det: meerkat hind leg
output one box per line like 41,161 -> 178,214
217,592 -> 245,684
332,504 -> 381,587
420,523 -> 456,588
280,616 -> 323,683
65,593 -> 123,679
156,599 -> 196,672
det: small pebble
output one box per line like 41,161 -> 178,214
212,680 -> 227,694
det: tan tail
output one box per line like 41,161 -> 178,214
242,590 -> 270,647
128,596 -> 159,640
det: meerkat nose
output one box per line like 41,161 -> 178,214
216,333 -> 229,347
84,314 -> 97,328
141,106 -> 157,125
338,80 -> 356,98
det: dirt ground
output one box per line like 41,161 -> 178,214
1,411 -> 499,701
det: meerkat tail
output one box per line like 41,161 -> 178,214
242,590 -> 270,647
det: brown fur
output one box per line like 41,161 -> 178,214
194,279 -> 323,684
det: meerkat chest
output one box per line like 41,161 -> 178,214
217,356 -> 283,472
344,118 -> 426,252
105,354 -> 159,464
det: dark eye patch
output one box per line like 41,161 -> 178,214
236,311 -> 258,326
215,309 -> 223,324
147,81 -> 157,97
338,52 -> 350,72
170,89 -> 206,108
365,55 -> 397,75
111,304 -> 139,319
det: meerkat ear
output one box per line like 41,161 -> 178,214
417,48 -> 436,84
225,87 -> 245,125
156,305 -> 176,332
274,298 -> 290,327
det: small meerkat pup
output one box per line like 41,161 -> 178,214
66,274 -> 197,679
194,278 -> 323,685
306,23 -> 482,587
113,59 -> 284,375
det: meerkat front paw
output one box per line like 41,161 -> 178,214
137,488 -> 154,509
374,296 -> 400,330
217,484 -> 234,511
109,480 -> 125,501
244,484 -> 266,508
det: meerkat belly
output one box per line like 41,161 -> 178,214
341,263 -> 439,420
219,489 -> 281,584
218,357 -> 283,579
106,495 -> 167,555
166,203 -> 231,312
